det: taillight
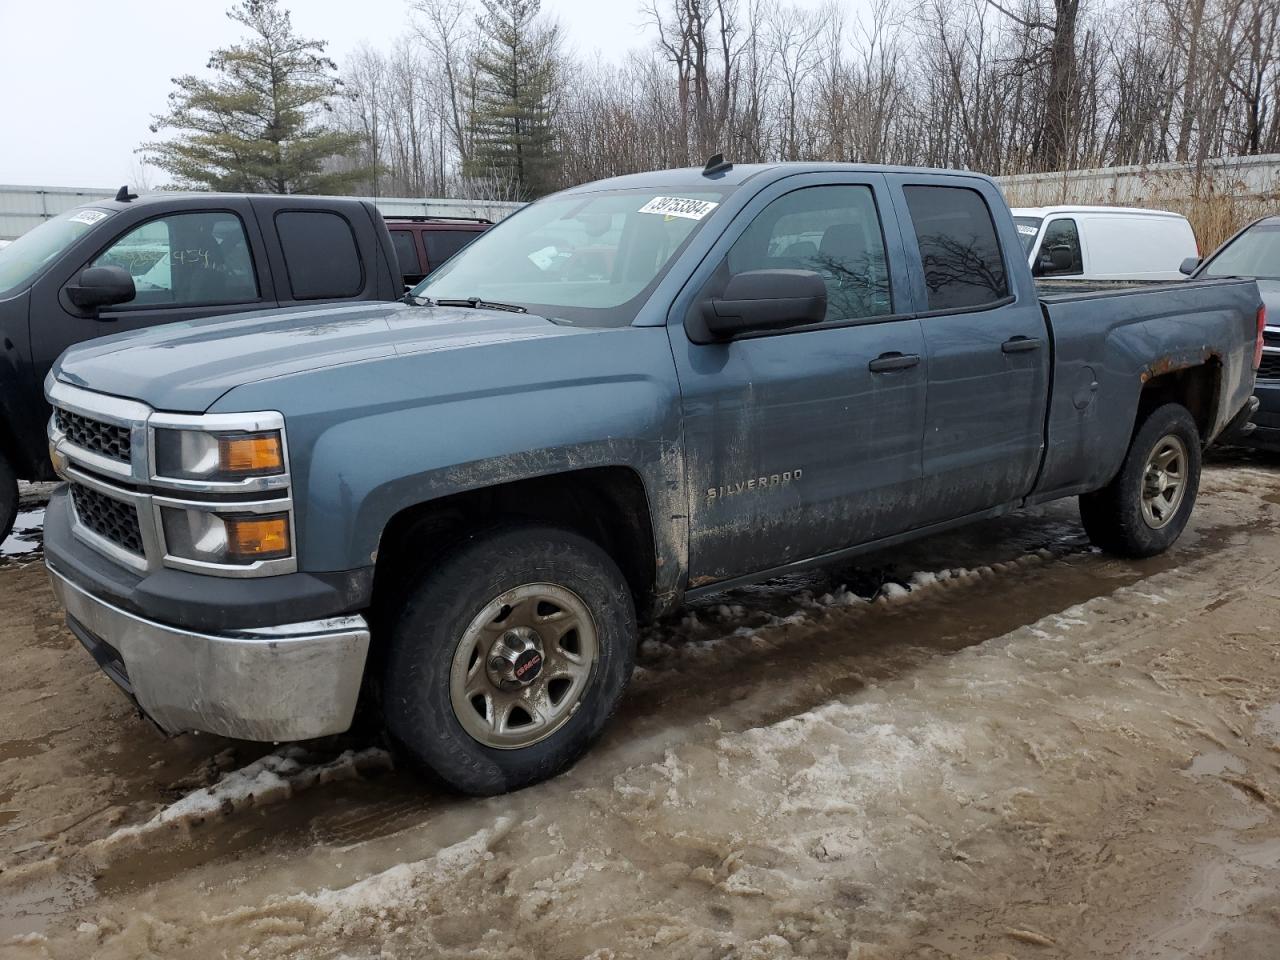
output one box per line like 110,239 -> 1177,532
1255,304 -> 1266,370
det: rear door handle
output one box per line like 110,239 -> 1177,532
1002,336 -> 1043,353
868,352 -> 921,373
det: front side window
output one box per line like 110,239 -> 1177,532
725,184 -> 893,322
414,188 -> 726,326
1033,218 -> 1083,276
903,185 -> 1009,310
1201,221 -> 1280,281
92,212 -> 258,308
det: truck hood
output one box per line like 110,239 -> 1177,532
53,300 -> 593,412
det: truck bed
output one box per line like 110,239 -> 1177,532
1030,276 -> 1261,503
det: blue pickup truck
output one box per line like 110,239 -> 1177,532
43,162 -> 1262,794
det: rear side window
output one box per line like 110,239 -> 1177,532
275,211 -> 362,300
425,230 -> 481,267
1033,218 -> 1083,276
390,230 -> 420,278
903,186 -> 1009,310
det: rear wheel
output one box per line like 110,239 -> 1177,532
381,525 -> 636,795
1079,403 -> 1201,558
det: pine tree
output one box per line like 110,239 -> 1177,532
464,0 -> 562,200
141,0 -> 366,194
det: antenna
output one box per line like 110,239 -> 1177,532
114,186 -> 138,203
702,153 -> 733,177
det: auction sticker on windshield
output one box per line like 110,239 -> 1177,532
639,197 -> 719,221
68,210 -> 109,226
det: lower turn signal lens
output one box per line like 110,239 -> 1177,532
225,514 -> 291,561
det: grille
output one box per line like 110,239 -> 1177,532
55,408 -> 132,463
1259,352 -> 1280,381
1264,329 -> 1280,348
70,483 -> 144,555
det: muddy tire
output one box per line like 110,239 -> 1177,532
1079,403 -> 1201,558
381,525 -> 636,795
0,454 -> 17,546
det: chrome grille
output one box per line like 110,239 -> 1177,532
1259,352 -> 1280,381
69,483 -> 144,555
55,408 -> 132,463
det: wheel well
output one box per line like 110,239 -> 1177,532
1137,360 -> 1220,441
370,466 -> 658,625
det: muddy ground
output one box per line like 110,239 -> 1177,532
2,460 -> 1280,959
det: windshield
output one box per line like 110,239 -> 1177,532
411,188 -> 727,326
1013,216 -> 1043,256
1201,221 -> 1280,281
0,208 -> 111,296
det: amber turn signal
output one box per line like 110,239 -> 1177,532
219,433 -> 284,476
225,514 -> 291,561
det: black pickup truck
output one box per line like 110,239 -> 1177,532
0,190 -> 403,539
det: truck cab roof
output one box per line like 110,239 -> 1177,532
562,161 -> 1000,195
1011,204 -> 1189,220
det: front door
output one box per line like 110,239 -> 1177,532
669,175 -> 928,586
32,202 -> 273,379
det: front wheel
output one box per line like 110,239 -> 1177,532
1079,403 -> 1201,558
381,525 -> 636,795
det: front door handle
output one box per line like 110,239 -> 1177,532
868,352 -> 921,373
1002,336 -> 1044,353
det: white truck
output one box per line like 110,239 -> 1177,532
1012,205 -> 1198,282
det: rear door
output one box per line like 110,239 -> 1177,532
669,172 -> 928,585
250,198 -> 394,306
888,175 -> 1051,524
31,200 -> 274,378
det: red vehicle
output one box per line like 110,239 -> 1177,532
385,217 -> 491,288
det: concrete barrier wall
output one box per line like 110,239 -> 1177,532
0,185 -> 525,240
994,154 -> 1280,206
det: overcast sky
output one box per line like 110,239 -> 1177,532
0,0 -> 835,190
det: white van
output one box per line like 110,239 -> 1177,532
1011,206 -> 1198,282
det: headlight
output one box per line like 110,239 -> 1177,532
154,428 -> 285,482
161,508 -> 292,564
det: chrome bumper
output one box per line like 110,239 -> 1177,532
48,567 -> 370,741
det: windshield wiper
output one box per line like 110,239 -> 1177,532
434,296 -> 527,314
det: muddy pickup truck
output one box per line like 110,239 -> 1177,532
42,161 -> 1263,795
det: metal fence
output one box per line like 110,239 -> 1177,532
0,184 -> 524,240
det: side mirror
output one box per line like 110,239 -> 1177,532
66,265 -> 136,313
1179,256 -> 1202,276
699,269 -> 827,340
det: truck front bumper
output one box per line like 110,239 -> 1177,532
48,567 -> 370,742
1244,381 -> 1280,450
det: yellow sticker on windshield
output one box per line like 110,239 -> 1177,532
638,197 -> 719,221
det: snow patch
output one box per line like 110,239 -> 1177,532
92,747 -> 392,854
